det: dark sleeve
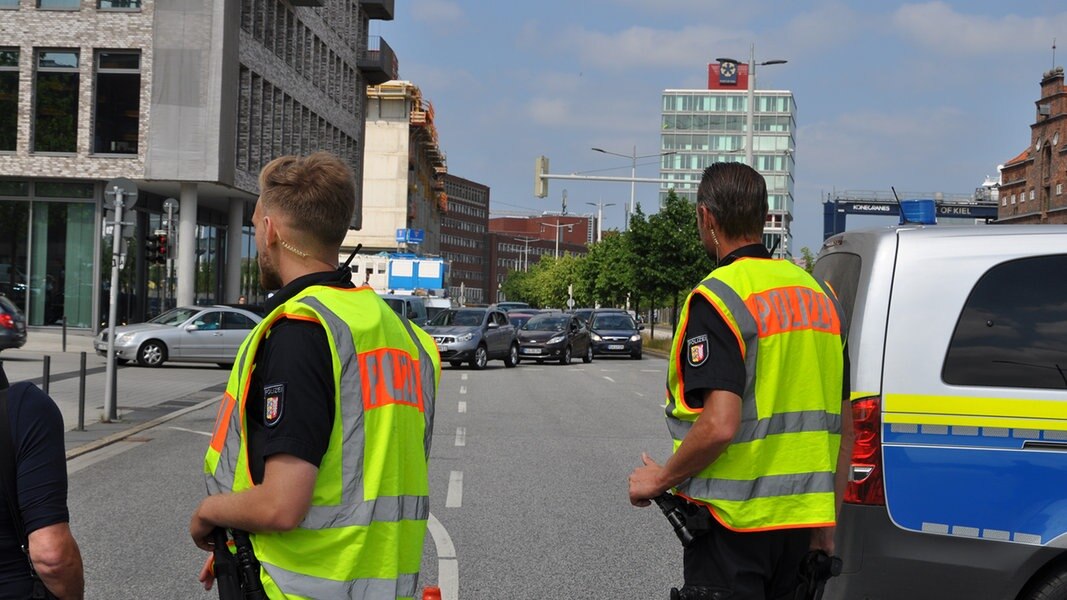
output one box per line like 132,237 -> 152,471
681,295 -> 747,408
842,342 -> 851,403
10,383 -> 69,534
257,320 -> 336,468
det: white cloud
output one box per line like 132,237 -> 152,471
892,2 -> 1067,56
410,0 -> 465,26
551,24 -> 750,70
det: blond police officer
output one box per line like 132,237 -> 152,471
189,152 -> 441,599
628,162 -> 852,599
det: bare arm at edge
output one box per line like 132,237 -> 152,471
29,522 -> 83,600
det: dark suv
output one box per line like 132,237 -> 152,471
0,295 -> 27,351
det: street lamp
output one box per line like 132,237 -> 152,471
591,147 -> 677,225
586,200 -> 616,242
716,45 -> 787,166
541,220 -> 574,259
515,236 -> 539,271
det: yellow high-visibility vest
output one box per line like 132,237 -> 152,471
205,285 -> 441,599
666,258 -> 845,531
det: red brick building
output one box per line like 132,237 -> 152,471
999,67 -> 1067,224
486,214 -> 591,303
441,174 -> 490,304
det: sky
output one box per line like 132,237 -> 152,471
374,1 -> 1067,253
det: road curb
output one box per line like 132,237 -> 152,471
644,347 -> 670,359
65,397 -> 219,461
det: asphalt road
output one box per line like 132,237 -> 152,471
66,354 -> 682,598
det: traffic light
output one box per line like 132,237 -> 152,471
156,234 -> 169,264
535,155 -> 549,198
145,235 -> 160,263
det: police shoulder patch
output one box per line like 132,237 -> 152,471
263,383 -> 285,427
687,334 -> 709,367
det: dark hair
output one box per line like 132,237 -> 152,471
258,152 -> 356,249
696,162 -> 768,240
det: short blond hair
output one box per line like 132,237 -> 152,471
258,152 -> 355,249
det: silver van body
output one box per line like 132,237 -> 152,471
816,225 -> 1067,600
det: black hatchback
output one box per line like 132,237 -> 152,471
517,313 -> 592,365
588,310 -> 642,359
0,295 -> 27,351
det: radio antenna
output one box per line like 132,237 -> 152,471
891,186 -> 908,224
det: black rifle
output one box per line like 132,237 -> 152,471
794,550 -> 843,600
212,528 -> 269,600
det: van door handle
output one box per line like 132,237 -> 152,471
1022,440 -> 1067,450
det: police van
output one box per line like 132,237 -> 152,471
815,225 -> 1067,600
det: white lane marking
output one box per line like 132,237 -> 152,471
446,471 -> 463,508
599,369 -> 620,372
461,373 -> 468,381
641,369 -> 660,373
168,426 -> 211,437
459,385 -> 467,395
522,368 -> 544,371
458,401 -> 467,413
455,427 -> 466,447
427,512 -> 459,600
635,392 -> 645,397
68,441 -> 142,475
603,376 -> 616,383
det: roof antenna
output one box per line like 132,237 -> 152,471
892,186 -> 908,224
1054,38 -> 1058,71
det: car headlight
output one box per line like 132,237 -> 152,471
457,332 -> 474,342
590,333 -> 602,342
630,334 -> 641,342
117,333 -> 136,344
547,335 -> 566,345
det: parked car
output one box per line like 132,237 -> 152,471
587,310 -> 643,359
815,225 -> 1067,600
0,295 -> 27,351
517,313 -> 592,365
379,294 -> 430,326
424,308 -> 518,369
93,305 -> 262,367
493,301 -> 532,313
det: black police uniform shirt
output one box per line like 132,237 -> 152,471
681,243 -> 850,409
0,382 -> 70,598
246,270 -> 354,484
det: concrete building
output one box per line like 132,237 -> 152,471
0,0 -> 396,329
352,80 -> 447,256
999,66 -> 1067,224
660,61 -> 796,257
441,174 -> 489,304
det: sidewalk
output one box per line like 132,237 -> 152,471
1,328 -> 229,456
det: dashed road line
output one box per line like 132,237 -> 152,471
446,471 -> 463,508
427,512 -> 459,600
461,373 -> 468,381
168,426 -> 211,437
641,369 -> 660,373
599,369 -> 620,373
459,385 -> 467,395
458,401 -> 467,413
603,376 -> 616,383
455,427 -> 466,447
635,392 -> 645,397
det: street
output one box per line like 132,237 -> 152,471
63,355 -> 681,599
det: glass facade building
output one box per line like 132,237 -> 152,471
659,89 -> 797,258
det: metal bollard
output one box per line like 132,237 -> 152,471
109,356 -> 118,421
78,352 -> 86,431
61,316 -> 67,353
41,355 -> 50,395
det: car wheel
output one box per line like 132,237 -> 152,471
1022,567 -> 1067,600
504,344 -> 519,368
559,345 -> 572,365
470,345 -> 488,370
449,360 -> 464,369
137,340 -> 167,367
582,343 -> 593,364
631,351 -> 642,360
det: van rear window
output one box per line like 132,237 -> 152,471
943,254 -> 1067,390
812,252 -> 862,333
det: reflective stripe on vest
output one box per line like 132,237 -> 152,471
665,259 -> 845,531
203,286 -> 441,599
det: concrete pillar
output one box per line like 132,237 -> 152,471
176,183 -> 198,307
226,198 -> 244,303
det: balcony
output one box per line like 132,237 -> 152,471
361,0 -> 394,21
359,36 -> 398,86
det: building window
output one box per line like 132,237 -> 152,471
38,0 -> 79,7
98,0 -> 141,8
1057,184 -> 1063,196
1011,195 -> 1016,205
0,49 -> 17,151
1030,189 -> 1036,201
33,50 -> 79,153
93,51 -> 140,154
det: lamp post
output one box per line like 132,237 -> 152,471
516,236 -> 538,271
541,220 -> 573,259
716,45 -> 787,166
591,147 -> 677,225
586,200 -> 616,242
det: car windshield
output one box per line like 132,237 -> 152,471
430,309 -> 485,327
592,314 -> 635,330
523,315 -> 569,331
509,314 -> 536,328
148,307 -> 199,326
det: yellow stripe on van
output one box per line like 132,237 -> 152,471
882,412 -> 1067,432
851,391 -> 877,401
884,394 -> 1067,422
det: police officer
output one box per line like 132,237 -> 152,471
628,162 -> 852,599
189,152 -> 441,599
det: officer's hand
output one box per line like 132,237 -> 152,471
198,555 -> 215,591
809,526 -> 835,554
628,452 -> 665,507
189,505 -> 215,552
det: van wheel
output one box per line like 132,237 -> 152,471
1022,568 -> 1067,600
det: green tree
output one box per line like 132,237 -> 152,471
583,231 -> 635,307
799,246 -> 816,273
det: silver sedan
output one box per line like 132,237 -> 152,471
93,305 -> 262,368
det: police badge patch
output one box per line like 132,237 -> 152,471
687,335 -> 709,367
264,384 -> 285,427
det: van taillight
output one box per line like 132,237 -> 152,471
844,395 -> 885,505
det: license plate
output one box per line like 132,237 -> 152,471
522,347 -> 542,355
608,344 -> 625,350
436,344 -> 446,351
